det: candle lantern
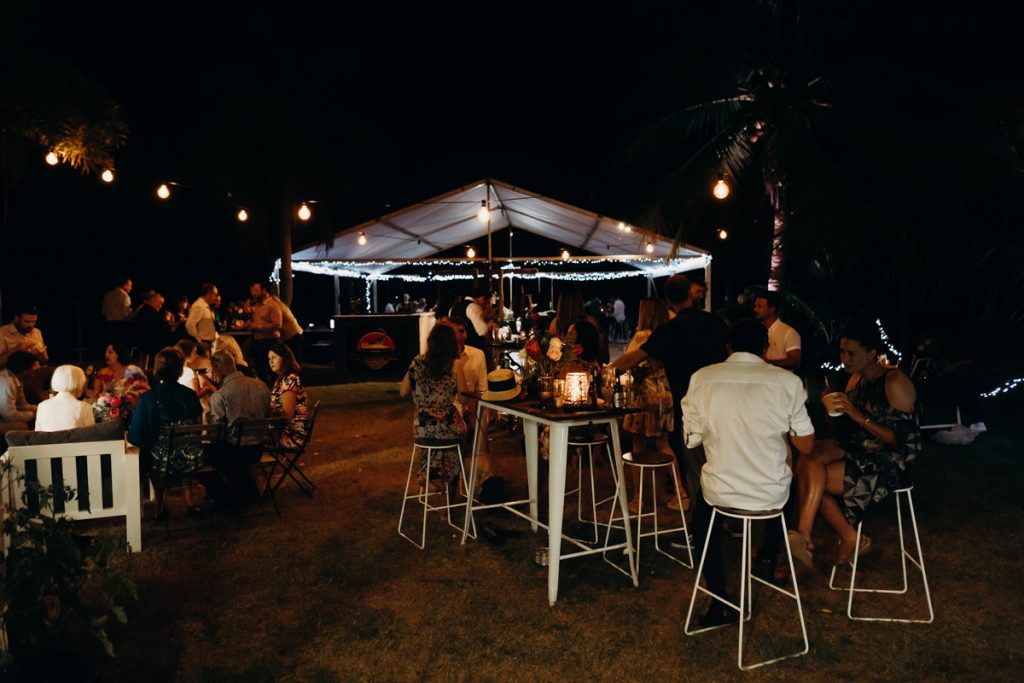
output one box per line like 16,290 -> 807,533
563,372 -> 590,409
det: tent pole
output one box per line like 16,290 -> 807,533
372,279 -> 379,313
704,261 -> 712,311
334,275 -> 341,316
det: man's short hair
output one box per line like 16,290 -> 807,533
729,318 -> 769,355
143,290 -> 162,303
5,351 -> 38,374
13,303 -> 38,318
759,291 -> 781,309
841,320 -> 882,354
664,275 -> 692,305
154,348 -> 186,383
50,365 -> 87,395
447,315 -> 471,331
469,284 -> 489,299
210,349 -> 237,373
199,282 -> 217,297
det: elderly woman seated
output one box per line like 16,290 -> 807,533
35,365 -> 96,431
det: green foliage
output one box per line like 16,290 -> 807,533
1,463 -> 137,681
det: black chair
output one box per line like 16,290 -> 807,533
230,416 -> 287,514
266,400 -> 320,499
150,422 -> 225,529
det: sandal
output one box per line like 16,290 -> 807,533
828,534 -> 872,567
787,530 -> 815,569
666,496 -> 691,512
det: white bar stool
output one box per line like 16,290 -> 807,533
828,485 -> 933,623
565,433 -> 616,543
684,506 -> 809,671
398,439 -> 476,549
603,451 -> 693,572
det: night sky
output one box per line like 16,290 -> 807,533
3,2 -> 1021,361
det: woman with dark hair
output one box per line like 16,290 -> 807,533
88,341 -> 150,420
128,347 -> 205,515
792,320 -> 920,567
268,341 -> 310,449
400,324 -> 467,486
549,288 -> 609,363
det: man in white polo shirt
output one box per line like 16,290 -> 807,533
755,291 -> 801,371
682,319 -> 815,626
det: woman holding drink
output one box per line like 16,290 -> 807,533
791,320 -> 921,567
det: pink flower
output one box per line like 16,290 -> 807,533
109,407 -> 120,418
108,395 -> 122,407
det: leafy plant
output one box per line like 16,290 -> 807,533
1,462 -> 137,681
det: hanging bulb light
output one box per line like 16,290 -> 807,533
617,221 -> 625,231
45,151 -> 59,166
466,245 -> 476,258
297,203 -> 312,221
237,208 -> 249,222
645,241 -> 655,253
623,224 -> 632,233
101,169 -> 115,183
156,183 -> 171,199
357,232 -> 367,246
476,200 -> 489,223
717,228 -> 729,240
712,177 -> 730,200
561,248 -> 570,261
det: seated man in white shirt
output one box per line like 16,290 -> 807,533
682,319 -> 815,626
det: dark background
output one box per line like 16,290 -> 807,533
2,2 -> 1022,366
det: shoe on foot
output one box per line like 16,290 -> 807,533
827,534 -> 872,566
697,604 -> 739,628
787,530 -> 814,569
666,496 -> 691,512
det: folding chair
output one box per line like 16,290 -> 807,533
231,416 -> 287,515
151,422 -> 225,531
267,400 -> 320,498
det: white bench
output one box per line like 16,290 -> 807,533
2,438 -> 142,553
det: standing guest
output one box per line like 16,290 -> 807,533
127,347 -> 205,514
132,290 -> 174,361
267,342 -> 310,449
550,288 -> 609,363
399,324 -> 467,489
755,291 -> 801,371
101,277 -> 133,347
35,365 -> 95,431
689,280 -> 708,311
611,274 -> 728,509
451,286 -> 491,356
212,335 -> 257,378
267,283 -> 304,361
171,296 -> 190,339
185,283 -> 219,344
247,281 -> 283,384
621,298 -> 680,511
791,320 -> 920,568
0,304 -> 48,367
681,319 -> 815,625
0,351 -> 38,425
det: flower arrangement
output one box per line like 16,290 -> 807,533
92,366 -> 149,422
523,329 -> 583,379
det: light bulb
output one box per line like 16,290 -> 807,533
476,200 -> 489,223
357,232 -> 367,246
101,169 -> 115,183
712,178 -> 730,200
718,228 -> 728,240
297,203 -> 312,221
624,225 -> 632,233
645,242 -> 654,253
466,246 -> 476,258
156,184 -> 171,199
561,248 -> 570,261
617,221 -> 625,231
237,209 -> 248,222
45,151 -> 59,166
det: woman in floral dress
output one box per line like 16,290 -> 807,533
268,342 -> 310,449
400,324 -> 466,485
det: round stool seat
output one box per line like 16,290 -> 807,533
568,433 -> 608,447
623,451 -> 674,467
414,438 -> 462,448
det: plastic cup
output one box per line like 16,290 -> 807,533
823,392 -> 844,417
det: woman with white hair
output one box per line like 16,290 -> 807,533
35,365 -> 96,431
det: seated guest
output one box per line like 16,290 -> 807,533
0,303 -> 48,368
0,351 -> 38,426
212,335 -> 256,378
267,341 -> 309,449
205,350 -> 271,503
90,342 -> 151,397
132,290 -> 174,360
399,324 -> 466,490
682,319 -> 815,625
127,348 -> 205,514
35,365 -> 95,431
175,339 -> 216,405
792,320 -> 920,568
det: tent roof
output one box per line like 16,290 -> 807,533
291,179 -> 710,275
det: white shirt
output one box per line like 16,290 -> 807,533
35,392 -> 96,431
272,295 -> 303,340
185,297 -> 218,342
765,319 -> 801,362
613,298 -> 626,322
682,352 -> 814,511
0,322 -> 47,366
0,368 -> 36,422
101,287 -> 132,321
465,298 -> 489,337
458,346 -> 488,394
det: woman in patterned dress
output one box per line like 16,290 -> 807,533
268,342 -> 310,449
621,298 -> 681,511
399,324 -> 466,486
792,320 -> 920,567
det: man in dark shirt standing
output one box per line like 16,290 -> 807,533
611,274 -> 728,507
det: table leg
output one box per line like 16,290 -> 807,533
547,423 -> 569,606
609,420 -> 639,587
523,419 -> 539,532
461,402 -> 485,545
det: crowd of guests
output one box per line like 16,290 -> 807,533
0,278 -> 312,516
399,275 -> 922,627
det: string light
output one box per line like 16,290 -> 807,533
476,200 -> 489,223
712,178 -> 730,200
717,228 -> 728,240
45,152 -> 59,166
297,203 -> 312,221
357,232 -> 367,245
101,169 -> 115,183
875,318 -> 902,362
981,377 -> 1024,398
466,246 -> 476,258
156,183 -> 171,199
237,208 -> 249,222
561,248 -> 570,260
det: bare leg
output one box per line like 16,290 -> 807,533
796,440 -> 845,542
